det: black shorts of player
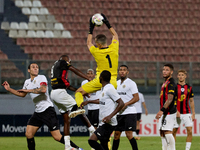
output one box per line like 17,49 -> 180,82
88,109 -> 99,127
94,123 -> 115,142
136,113 -> 142,121
27,107 -> 59,131
115,114 -> 137,132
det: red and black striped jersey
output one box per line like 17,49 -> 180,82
176,83 -> 194,114
51,60 -> 71,89
160,78 -> 177,115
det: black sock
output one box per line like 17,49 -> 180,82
88,140 -> 104,150
136,129 -> 140,135
129,138 -> 138,150
59,135 -> 65,144
27,137 -> 35,150
112,139 -> 120,150
70,140 -> 79,149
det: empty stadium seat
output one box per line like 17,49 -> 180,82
15,0 -> 24,7
32,1 -> 42,7
29,15 -> 39,22
10,22 -> 19,29
1,22 -> 10,30
19,22 -> 28,30
23,1 -> 32,7
22,7 -> 31,15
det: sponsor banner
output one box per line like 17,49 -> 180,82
0,115 -> 89,136
122,114 -> 200,136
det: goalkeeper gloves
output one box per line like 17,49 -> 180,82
101,13 -> 112,29
89,17 -> 95,34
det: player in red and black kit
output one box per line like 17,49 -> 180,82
50,55 -> 95,150
156,64 -> 177,150
173,69 -> 195,150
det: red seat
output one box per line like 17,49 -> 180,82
133,32 -> 142,39
157,48 -> 167,55
165,48 -> 175,55
140,40 -> 149,47
158,40 -> 167,47
134,25 -> 143,31
17,38 -> 26,45
150,32 -> 159,39
182,48 -> 192,55
141,32 -> 150,39
165,55 -> 175,62
151,25 -> 160,32
139,47 -> 148,55
168,32 -> 177,40
34,38 -> 43,46
159,32 -> 168,40
176,33 -> 185,40
52,38 -> 62,46
123,32 -> 133,39
148,47 -> 157,55
131,39 -> 141,47
166,40 -> 176,48
184,41 -> 193,48
142,25 -> 152,32
149,40 -> 158,47
57,1 -> 67,7
175,40 -> 184,48
26,38 -> 35,46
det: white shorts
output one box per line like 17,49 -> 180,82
174,114 -> 193,128
159,113 -> 176,131
50,89 -> 76,113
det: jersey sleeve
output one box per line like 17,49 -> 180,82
189,87 -> 194,98
107,87 -> 121,102
168,82 -> 176,95
140,93 -> 145,102
109,39 -> 119,52
60,60 -> 72,70
89,46 -> 96,56
22,80 -> 28,89
130,81 -> 139,95
39,75 -> 48,87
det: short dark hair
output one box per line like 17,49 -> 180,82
28,62 -> 38,69
60,55 -> 69,60
95,34 -> 107,45
119,64 -> 128,70
164,63 -> 174,71
100,70 -> 111,82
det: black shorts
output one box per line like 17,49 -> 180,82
88,109 -> 99,127
137,113 -> 142,121
94,123 -> 115,142
27,107 -> 59,131
115,114 -> 137,132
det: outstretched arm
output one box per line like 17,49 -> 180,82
2,81 -> 27,97
69,66 -> 90,81
101,13 -> 118,41
18,84 -> 47,94
87,17 -> 95,49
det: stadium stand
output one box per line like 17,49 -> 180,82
1,0 -> 200,92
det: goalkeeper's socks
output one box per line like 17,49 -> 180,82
129,137 -> 138,150
112,139 -> 120,150
88,140 -> 104,150
75,92 -> 84,107
27,137 -> 35,150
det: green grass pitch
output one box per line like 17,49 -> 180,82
0,136 -> 199,150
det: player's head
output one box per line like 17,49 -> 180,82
28,63 -> 39,76
99,70 -> 111,84
118,65 -> 129,80
177,69 -> 187,82
60,55 -> 71,63
95,34 -> 107,48
163,63 -> 174,79
86,69 -> 95,80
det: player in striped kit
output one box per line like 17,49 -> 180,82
155,64 -> 177,150
173,69 -> 195,150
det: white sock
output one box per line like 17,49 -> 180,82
64,135 -> 70,148
186,142 -> 191,150
161,137 -> 168,150
165,134 -> 176,150
88,125 -> 95,134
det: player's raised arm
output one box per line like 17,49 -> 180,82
101,13 -> 118,42
2,81 -> 27,97
69,65 -> 90,81
87,17 -> 95,49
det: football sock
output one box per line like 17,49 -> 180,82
165,134 -> 176,150
161,137 -> 167,150
136,129 -> 140,136
27,137 -> 35,150
75,92 -> 84,107
64,135 -> 71,148
112,139 -> 120,150
186,142 -> 191,150
59,135 -> 79,148
129,137 -> 138,150
88,140 -> 104,150
88,125 -> 95,134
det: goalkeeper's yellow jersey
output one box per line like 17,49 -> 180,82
89,39 -> 119,77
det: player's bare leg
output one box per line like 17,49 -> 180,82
172,128 -> 178,141
185,127 -> 192,150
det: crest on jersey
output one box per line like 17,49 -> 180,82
188,89 -> 190,93
34,80 -> 36,84
102,93 -> 104,97
123,85 -> 126,88
181,88 -> 185,92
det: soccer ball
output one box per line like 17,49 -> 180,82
92,13 -> 104,27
